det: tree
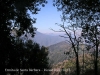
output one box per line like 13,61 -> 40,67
22,40 -> 50,75
5,39 -> 50,75
53,0 -> 100,75
0,0 -> 47,75
51,15 -> 83,75
5,38 -> 25,75
82,22 -> 100,75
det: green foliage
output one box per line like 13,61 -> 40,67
53,0 -> 100,18
5,39 -> 50,75
24,40 -> 50,75
0,0 -> 47,74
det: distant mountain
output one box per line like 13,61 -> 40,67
33,31 -> 66,47
48,41 -> 71,65
20,31 -> 66,46
44,33 -> 64,36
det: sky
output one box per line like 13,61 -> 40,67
29,0 -> 63,33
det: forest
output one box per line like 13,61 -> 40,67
0,0 -> 100,75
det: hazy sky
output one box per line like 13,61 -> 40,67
30,0 -> 63,33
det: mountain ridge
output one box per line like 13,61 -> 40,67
33,31 -> 66,47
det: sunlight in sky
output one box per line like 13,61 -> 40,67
29,0 -> 63,33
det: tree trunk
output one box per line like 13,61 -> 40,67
83,49 -> 85,74
94,26 -> 98,75
95,39 -> 98,75
76,53 -> 80,75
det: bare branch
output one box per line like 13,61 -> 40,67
50,28 -> 65,32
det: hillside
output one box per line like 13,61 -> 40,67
48,41 -> 100,75
50,54 -> 100,75
48,41 -> 71,65
48,41 -> 89,65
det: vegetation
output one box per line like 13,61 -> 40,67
1,0 -> 100,75
0,0 -> 50,75
5,39 -> 50,75
52,0 -> 100,75
50,54 -> 100,75
48,41 -> 70,65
